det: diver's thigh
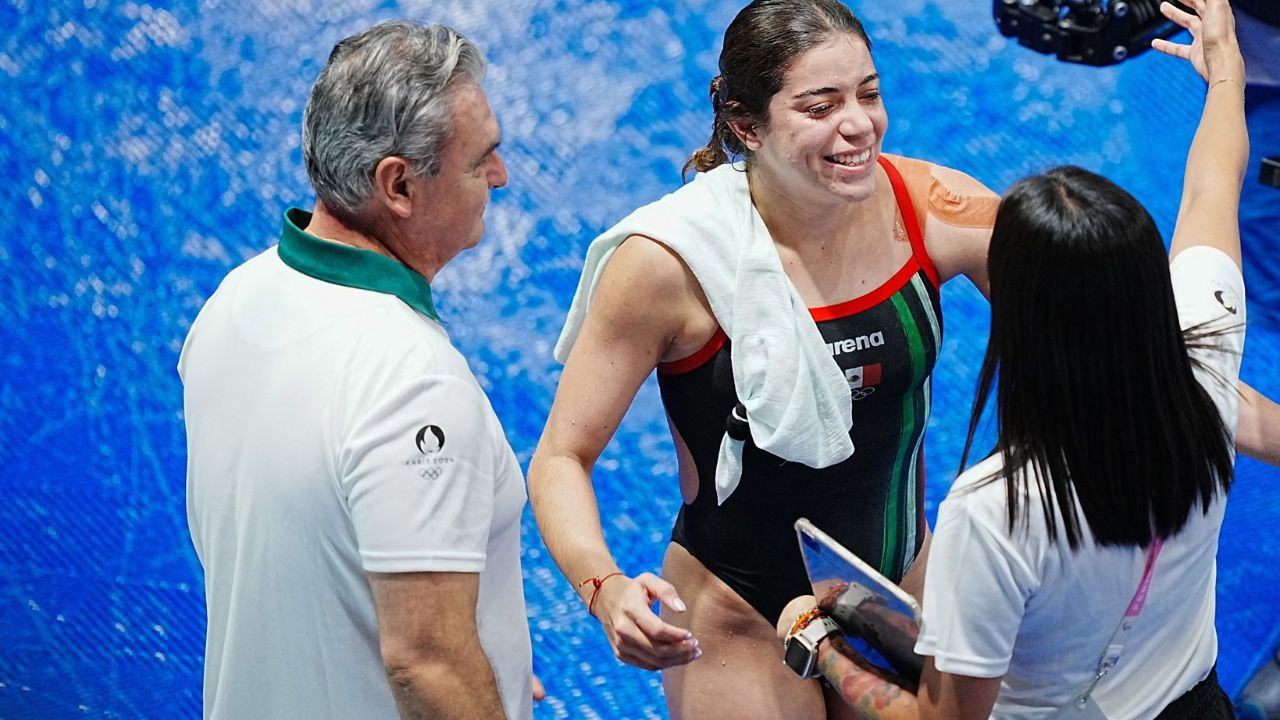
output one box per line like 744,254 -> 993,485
660,543 -> 827,720
661,629 -> 827,720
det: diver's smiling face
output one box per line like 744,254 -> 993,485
744,33 -> 888,206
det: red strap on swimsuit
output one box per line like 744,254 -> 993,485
661,156 -> 939,372
878,155 -> 941,289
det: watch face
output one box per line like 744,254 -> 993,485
784,637 -> 816,679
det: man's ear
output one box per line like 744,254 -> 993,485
725,116 -> 764,153
371,156 -> 414,219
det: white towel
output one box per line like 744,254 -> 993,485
554,163 -> 854,504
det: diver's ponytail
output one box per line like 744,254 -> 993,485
682,75 -> 747,179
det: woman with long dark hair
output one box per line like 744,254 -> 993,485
777,0 -> 1249,717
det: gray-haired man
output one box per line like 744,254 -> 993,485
179,21 -> 533,720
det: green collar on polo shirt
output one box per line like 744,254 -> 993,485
277,208 -> 440,322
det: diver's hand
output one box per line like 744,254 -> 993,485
1153,0 -> 1244,85
593,572 -> 700,670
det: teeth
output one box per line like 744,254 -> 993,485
829,149 -> 871,167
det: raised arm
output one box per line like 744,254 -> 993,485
528,236 -> 704,670
1153,0 -> 1249,267
1151,0 -> 1280,466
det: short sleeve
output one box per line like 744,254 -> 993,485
1170,246 -> 1246,364
915,488 -> 1038,678
339,373 -> 496,574
1169,246 -> 1246,428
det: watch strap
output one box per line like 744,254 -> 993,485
784,612 -> 841,679
796,614 -> 840,646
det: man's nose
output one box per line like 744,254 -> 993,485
489,152 -> 509,189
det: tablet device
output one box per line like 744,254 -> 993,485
795,517 -> 925,683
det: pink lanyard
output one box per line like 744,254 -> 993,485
1076,538 -> 1165,704
1125,537 -> 1165,618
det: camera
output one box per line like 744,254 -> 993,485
993,0 -> 1194,66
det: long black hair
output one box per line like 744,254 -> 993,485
959,166 -> 1235,549
683,0 -> 870,178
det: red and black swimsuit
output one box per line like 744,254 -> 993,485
656,156 -> 943,622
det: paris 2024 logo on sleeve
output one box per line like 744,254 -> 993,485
415,424 -> 445,454
405,424 -> 454,480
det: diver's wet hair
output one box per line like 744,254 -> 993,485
683,0 -> 870,178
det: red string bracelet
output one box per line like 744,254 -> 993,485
577,572 -> 624,617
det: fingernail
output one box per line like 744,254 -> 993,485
674,598 -> 687,612
693,649 -> 703,660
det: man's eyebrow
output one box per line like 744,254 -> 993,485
791,74 -> 880,100
472,140 -> 500,169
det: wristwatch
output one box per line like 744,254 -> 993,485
783,608 -> 841,679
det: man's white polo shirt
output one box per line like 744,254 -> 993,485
179,209 -> 532,720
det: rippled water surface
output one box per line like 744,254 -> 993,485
2,1 -> 1277,717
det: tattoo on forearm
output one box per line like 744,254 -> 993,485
818,636 -> 912,719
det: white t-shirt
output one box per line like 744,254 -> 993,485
916,246 -> 1245,719
180,245 -> 532,720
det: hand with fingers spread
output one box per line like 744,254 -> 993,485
588,571 -> 701,671
1152,0 -> 1245,84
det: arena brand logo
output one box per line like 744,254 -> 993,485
415,425 -> 446,454
827,331 -> 885,357
845,363 -> 882,401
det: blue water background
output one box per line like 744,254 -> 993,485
1,1 -> 1277,717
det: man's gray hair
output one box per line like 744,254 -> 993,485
302,21 -> 486,216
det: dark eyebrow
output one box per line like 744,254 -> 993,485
472,140 -> 500,170
791,73 -> 880,100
